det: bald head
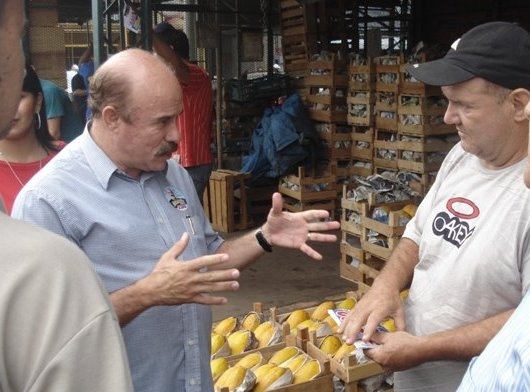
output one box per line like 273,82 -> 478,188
88,48 -> 182,121
0,0 -> 26,136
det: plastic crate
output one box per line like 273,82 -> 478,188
226,75 -> 291,102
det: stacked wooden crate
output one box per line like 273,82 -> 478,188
397,63 -> 458,196
305,54 -> 349,179
340,186 -> 417,286
339,183 -> 366,284
278,166 -> 337,215
305,53 -> 349,125
373,55 -> 402,174
279,53 -> 350,216
279,0 -> 316,79
347,57 -> 375,178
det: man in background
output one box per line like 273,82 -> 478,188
153,22 -> 214,201
40,76 -> 84,142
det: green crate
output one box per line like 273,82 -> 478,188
226,75 -> 291,102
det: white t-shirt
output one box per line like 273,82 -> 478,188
395,143 -> 530,392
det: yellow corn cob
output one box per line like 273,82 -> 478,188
233,351 -> 264,370
253,364 -> 293,392
214,365 -> 256,392
293,359 -> 322,384
210,357 -> 229,382
318,334 -> 342,356
311,301 -> 336,321
268,346 -> 302,366
241,311 -> 262,332
214,316 -> 239,336
284,309 -> 310,330
227,329 -> 257,355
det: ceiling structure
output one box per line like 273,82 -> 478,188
51,0 -> 530,58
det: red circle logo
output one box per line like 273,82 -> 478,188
446,197 -> 480,219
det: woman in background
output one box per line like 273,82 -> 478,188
0,65 -> 64,214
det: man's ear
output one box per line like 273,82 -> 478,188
510,88 -> 530,122
101,105 -> 121,130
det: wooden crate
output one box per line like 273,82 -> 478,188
203,170 -> 251,232
341,207 -> 363,235
397,134 -> 456,153
347,91 -> 374,126
374,55 -> 402,93
351,126 -> 374,162
348,62 -> 375,91
282,196 -> 336,214
339,231 -> 365,283
398,94 -> 448,116
306,56 -> 349,87
279,167 -> 337,202
373,129 -> 398,169
350,159 -> 373,177
315,122 -> 351,139
331,159 -> 353,177
361,236 -> 400,261
309,109 -> 348,123
220,333 -> 334,392
351,144 -> 373,161
360,200 -> 410,238
375,91 -> 398,111
321,132 -> 352,160
307,340 -> 384,384
397,153 -> 445,173
359,255 -> 386,285
397,113 -> 456,135
396,134 -> 454,174
406,171 -> 437,196
341,182 -> 366,235
375,92 -> 398,130
375,110 -> 398,131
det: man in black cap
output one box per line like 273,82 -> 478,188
338,21 -> 530,391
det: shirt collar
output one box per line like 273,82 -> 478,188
79,124 -> 120,190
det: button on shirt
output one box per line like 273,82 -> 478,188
12,128 -> 224,392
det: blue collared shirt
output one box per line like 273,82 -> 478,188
457,290 -> 530,391
13,128 -> 224,392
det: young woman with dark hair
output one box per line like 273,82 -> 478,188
0,64 -> 65,214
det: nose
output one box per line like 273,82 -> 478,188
166,118 -> 180,143
443,102 -> 459,125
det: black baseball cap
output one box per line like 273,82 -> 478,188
407,21 -> 530,90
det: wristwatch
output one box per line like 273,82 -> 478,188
255,227 -> 272,252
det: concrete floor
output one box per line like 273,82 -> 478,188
211,229 -> 357,321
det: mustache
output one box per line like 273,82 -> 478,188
156,142 -> 178,157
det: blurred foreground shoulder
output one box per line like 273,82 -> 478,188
0,214 -> 133,391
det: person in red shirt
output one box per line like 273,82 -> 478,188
0,65 -> 65,214
153,22 -> 214,201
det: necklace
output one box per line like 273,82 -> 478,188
0,153 -> 43,187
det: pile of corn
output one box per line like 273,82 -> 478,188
212,346 -> 324,391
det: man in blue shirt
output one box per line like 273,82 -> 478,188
13,48 -> 340,392
40,78 -> 84,142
